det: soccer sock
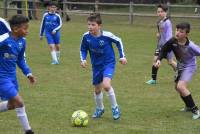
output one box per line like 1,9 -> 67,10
0,101 -> 8,112
15,106 -> 31,131
152,65 -> 158,80
51,51 -> 58,62
94,92 -> 104,109
56,51 -> 60,61
181,94 -> 199,113
107,87 -> 118,108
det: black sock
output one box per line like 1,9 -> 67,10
181,94 -> 199,113
152,65 -> 158,80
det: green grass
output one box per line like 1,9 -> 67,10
0,16 -> 200,134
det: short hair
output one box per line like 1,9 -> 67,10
157,4 -> 168,12
47,1 -> 57,7
9,15 -> 29,28
176,22 -> 190,33
87,13 -> 102,25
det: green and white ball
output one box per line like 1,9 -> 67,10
71,110 -> 88,127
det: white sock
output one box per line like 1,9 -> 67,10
94,92 -> 104,109
56,51 -> 60,60
51,51 -> 58,62
0,101 -> 8,112
15,106 -> 31,131
107,87 -> 118,108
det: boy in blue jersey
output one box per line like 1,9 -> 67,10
155,22 -> 200,119
40,1 -> 62,65
146,4 -> 177,85
80,13 -> 127,120
0,15 -> 36,133
0,17 -> 11,35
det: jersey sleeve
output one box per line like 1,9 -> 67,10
53,14 -> 62,32
190,43 -> 200,56
39,13 -> 46,36
80,36 -> 88,62
108,32 -> 125,58
17,40 -> 32,76
0,17 -> 11,34
165,21 -> 173,42
0,33 -> 9,45
158,38 -> 174,60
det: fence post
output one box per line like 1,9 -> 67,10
94,0 -> 99,12
129,0 -> 133,24
3,0 -> 8,18
167,1 -> 171,18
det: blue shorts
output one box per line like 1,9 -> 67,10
45,31 -> 60,45
92,64 -> 115,85
0,78 -> 18,100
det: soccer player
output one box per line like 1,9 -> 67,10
146,4 -> 176,84
155,22 -> 200,119
0,15 -> 36,133
0,17 -> 11,35
40,1 -> 62,65
80,13 -> 127,120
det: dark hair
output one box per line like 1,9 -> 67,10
157,4 -> 168,12
9,15 -> 29,28
47,1 -> 57,7
87,13 -> 102,25
176,22 -> 190,33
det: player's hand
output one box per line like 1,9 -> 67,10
119,57 -> 127,65
52,31 -> 56,35
27,75 -> 36,85
80,60 -> 87,68
154,60 -> 161,68
156,33 -> 160,39
40,36 -> 43,40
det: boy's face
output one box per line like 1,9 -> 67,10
87,21 -> 101,35
48,5 -> 57,12
13,23 -> 29,37
157,8 -> 167,19
175,28 -> 188,40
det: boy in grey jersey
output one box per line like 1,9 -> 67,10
146,4 -> 176,84
155,22 -> 200,119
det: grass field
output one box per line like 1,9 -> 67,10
0,15 -> 200,134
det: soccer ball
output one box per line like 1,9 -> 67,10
71,110 -> 88,127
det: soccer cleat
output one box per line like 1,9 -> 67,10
180,106 -> 191,112
146,79 -> 156,85
51,60 -> 59,65
25,130 -> 34,134
192,110 -> 200,120
112,106 -> 121,120
92,108 -> 104,118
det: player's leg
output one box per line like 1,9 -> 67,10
175,69 -> 200,119
102,65 -> 120,120
54,32 -> 61,62
167,52 -> 177,71
92,69 -> 104,118
146,54 -> 158,84
46,33 -> 58,64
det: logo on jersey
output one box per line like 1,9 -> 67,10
99,40 -> 104,46
4,53 -> 16,59
18,42 -> 23,50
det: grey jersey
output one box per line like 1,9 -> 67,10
158,37 -> 200,70
157,18 -> 173,47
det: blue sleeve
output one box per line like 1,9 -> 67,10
109,34 -> 125,58
53,14 -> 62,32
0,18 -> 11,34
80,36 -> 88,61
17,42 -> 32,76
40,14 -> 46,36
0,33 -> 9,46
190,43 -> 200,56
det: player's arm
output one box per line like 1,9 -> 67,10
165,21 -> 173,42
190,43 -> 200,56
0,17 -> 11,33
109,33 -> 127,65
52,14 -> 62,34
17,42 -> 36,84
0,33 -> 9,46
39,13 -> 47,39
80,36 -> 88,68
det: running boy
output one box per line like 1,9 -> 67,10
40,1 -> 62,64
80,13 -> 127,120
0,15 -> 36,133
146,4 -> 176,84
155,22 -> 200,119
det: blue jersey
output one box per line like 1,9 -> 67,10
40,12 -> 62,36
80,31 -> 125,67
0,17 -> 11,35
0,34 -> 31,79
